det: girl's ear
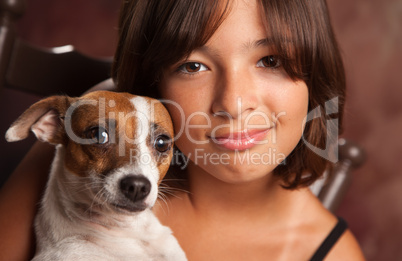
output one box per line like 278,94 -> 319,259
5,96 -> 73,145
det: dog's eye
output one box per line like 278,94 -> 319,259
87,127 -> 109,144
154,135 -> 171,153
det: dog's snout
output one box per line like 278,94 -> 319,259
120,176 -> 151,203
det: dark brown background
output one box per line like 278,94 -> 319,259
9,0 -> 402,260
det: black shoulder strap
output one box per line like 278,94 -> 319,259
310,217 -> 348,261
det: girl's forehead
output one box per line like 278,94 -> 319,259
199,0 -> 268,53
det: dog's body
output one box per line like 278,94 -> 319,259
32,148 -> 182,261
6,91 -> 186,260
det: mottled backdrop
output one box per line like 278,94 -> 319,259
328,0 -> 402,260
8,0 -> 402,260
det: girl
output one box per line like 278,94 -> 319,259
0,0 -> 365,260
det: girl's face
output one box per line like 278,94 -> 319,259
159,0 -> 308,184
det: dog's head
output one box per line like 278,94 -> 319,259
6,91 -> 174,214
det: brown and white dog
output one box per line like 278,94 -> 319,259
6,91 -> 186,260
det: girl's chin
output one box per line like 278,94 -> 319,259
189,161 -> 278,185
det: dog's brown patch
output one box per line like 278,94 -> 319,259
63,91 -> 174,180
64,91 -> 137,176
151,101 -> 174,183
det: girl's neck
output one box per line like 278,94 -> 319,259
184,162 -> 312,226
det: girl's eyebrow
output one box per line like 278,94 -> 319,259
197,45 -> 223,59
242,38 -> 274,51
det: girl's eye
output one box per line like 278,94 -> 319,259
257,55 -> 281,69
177,62 -> 208,74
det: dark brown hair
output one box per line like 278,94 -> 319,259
112,0 -> 345,189
112,0 -> 229,97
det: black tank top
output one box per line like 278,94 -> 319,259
309,217 -> 348,261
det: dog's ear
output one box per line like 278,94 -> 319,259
5,95 -> 73,145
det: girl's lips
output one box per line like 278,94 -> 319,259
209,129 -> 271,151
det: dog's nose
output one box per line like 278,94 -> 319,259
119,176 -> 151,202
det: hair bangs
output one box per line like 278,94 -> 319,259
257,0 -> 315,82
113,0 -> 230,97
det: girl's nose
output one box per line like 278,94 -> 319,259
211,70 -> 259,119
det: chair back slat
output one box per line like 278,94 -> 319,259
6,40 -> 112,96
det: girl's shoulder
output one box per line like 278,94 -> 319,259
305,196 -> 365,260
324,227 -> 366,261
85,78 -> 117,94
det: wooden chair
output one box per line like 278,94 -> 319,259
0,0 -> 113,186
0,0 -> 113,97
310,138 -> 366,212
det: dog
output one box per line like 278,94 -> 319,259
6,91 -> 187,261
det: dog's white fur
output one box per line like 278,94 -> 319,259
6,92 -> 186,261
33,148 -> 184,261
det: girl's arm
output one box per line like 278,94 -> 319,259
0,142 -> 54,261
